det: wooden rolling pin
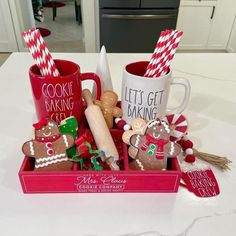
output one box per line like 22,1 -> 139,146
82,89 -> 120,170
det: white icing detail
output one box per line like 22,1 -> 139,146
43,131 -> 52,137
148,120 -> 160,128
48,122 -> 54,127
29,142 -> 34,155
35,157 -> 69,168
161,121 -> 170,133
46,142 -> 52,148
63,135 -> 69,147
135,135 -> 140,148
170,142 -> 174,155
153,132 -> 160,139
136,159 -> 145,171
36,153 -> 66,163
47,149 -> 53,155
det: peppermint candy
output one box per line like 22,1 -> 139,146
162,114 -> 188,141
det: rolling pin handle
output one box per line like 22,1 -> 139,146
82,89 -> 94,107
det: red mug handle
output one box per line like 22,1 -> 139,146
81,72 -> 101,99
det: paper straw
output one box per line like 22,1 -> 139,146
22,28 -> 60,78
144,30 -> 171,77
148,30 -> 177,77
153,31 -> 183,77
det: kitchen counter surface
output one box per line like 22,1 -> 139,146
0,52 -> 236,236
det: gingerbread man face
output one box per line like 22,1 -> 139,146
100,90 -> 118,108
34,120 -> 60,141
22,118 -> 74,171
145,119 -> 170,141
129,119 -> 181,171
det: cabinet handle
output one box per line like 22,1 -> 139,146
210,6 -> 215,19
101,14 -> 177,20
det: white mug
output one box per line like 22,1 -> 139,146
121,61 -> 191,124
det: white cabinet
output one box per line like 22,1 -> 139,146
227,14 -> 236,52
0,0 -> 18,52
177,0 -> 216,50
177,0 -> 236,50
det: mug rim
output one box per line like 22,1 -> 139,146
125,61 -> 171,80
29,59 -> 80,80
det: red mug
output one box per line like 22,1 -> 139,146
29,59 -> 101,124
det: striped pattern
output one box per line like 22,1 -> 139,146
22,28 -> 60,78
162,114 -> 188,141
144,30 -> 183,78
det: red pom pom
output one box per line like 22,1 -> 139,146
182,140 -> 193,150
185,154 -> 196,163
177,139 -> 184,147
117,119 -> 126,129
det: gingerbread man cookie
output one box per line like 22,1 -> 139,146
129,118 -> 181,171
95,90 -> 122,129
122,117 -> 147,159
22,118 -> 74,171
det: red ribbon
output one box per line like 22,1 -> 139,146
33,117 -> 48,130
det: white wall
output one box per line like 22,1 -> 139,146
0,0 -> 34,52
0,0 -> 18,52
9,0 -> 35,51
81,0 -> 99,52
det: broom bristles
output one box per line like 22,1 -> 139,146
193,149 -> 232,171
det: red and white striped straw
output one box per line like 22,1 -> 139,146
144,30 -> 171,77
22,28 -> 60,78
153,31 -> 183,77
147,30 -> 176,77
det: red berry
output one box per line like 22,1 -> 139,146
177,139 -> 184,146
182,140 -> 193,150
117,119 -> 126,128
185,154 -> 196,163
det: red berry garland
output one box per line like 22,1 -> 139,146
177,135 -> 196,163
115,118 -> 131,131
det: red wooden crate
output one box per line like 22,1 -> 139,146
18,130 -> 182,193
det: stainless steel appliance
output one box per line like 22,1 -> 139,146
99,0 -> 180,53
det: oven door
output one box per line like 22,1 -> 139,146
99,9 -> 178,53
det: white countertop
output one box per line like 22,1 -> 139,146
0,52 -> 236,236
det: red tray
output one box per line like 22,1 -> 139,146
18,130 -> 182,193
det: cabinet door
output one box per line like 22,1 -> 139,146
177,1 -> 216,50
0,0 -> 18,52
227,14 -> 236,52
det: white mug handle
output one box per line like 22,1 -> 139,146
167,77 -> 191,114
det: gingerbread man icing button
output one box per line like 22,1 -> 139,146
22,118 -> 75,171
129,118 -> 181,171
